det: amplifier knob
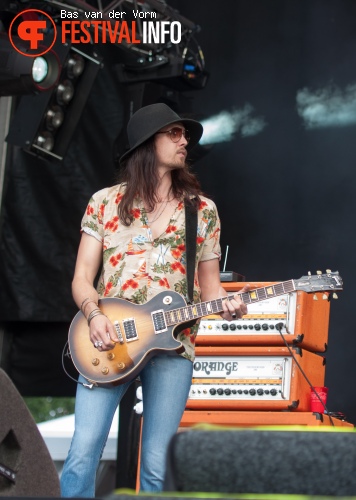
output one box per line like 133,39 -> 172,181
237,325 -> 242,330
243,325 -> 248,330
222,323 -> 229,331
269,324 -> 275,330
224,388 -> 231,395
270,389 -> 277,396
262,323 -> 269,331
264,389 -> 270,395
248,325 -> 254,330
243,389 -> 249,395
257,389 -> 264,396
249,389 -> 256,396
238,389 -> 243,394
217,388 -> 224,395
254,324 -> 261,331
232,389 -> 237,394
209,388 -> 216,395
229,324 -> 236,331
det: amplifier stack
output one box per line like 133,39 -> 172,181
181,273 -> 352,428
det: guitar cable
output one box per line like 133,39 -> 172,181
61,341 -> 94,389
275,322 -> 334,426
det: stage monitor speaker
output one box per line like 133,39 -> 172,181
0,368 -> 60,497
164,426 -> 356,496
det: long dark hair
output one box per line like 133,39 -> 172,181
117,137 -> 202,226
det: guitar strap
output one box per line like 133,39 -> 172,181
184,198 -> 198,305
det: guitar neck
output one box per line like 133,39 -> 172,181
165,280 -> 296,326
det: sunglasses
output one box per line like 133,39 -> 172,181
156,127 -> 190,143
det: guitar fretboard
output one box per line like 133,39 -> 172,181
164,280 -> 296,326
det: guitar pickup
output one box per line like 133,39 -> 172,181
122,318 -> 138,342
152,310 -> 167,334
114,321 -> 124,344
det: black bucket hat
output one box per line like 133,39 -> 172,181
119,103 -> 203,163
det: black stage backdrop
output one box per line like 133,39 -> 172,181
0,0 -> 355,417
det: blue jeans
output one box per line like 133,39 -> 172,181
60,354 -> 193,497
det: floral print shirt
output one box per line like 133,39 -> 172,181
81,183 -> 221,361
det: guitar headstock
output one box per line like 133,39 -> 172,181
294,270 -> 343,298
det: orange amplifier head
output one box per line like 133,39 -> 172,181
186,346 -> 325,412
196,282 -> 330,353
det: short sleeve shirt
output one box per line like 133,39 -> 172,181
81,183 -> 221,360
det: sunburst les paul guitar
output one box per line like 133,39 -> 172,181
68,271 -> 343,386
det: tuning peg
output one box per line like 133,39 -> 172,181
326,269 -> 331,274
313,294 -> 318,300
322,293 -> 328,300
333,293 -> 338,299
317,270 -> 322,275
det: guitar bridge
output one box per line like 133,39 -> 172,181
122,318 -> 138,342
152,310 -> 167,334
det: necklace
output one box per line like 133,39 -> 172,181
146,199 -> 169,224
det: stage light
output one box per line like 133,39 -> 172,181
34,131 -> 54,152
32,57 -> 48,83
66,53 -> 85,78
56,79 -> 75,105
0,33 -> 60,96
99,0 -> 208,90
6,36 -> 103,160
116,51 -> 209,91
44,106 -> 64,131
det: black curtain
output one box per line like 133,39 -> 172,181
0,49 -> 124,394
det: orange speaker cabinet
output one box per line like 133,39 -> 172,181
196,282 -> 330,353
180,410 -> 353,428
185,345 -> 325,412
